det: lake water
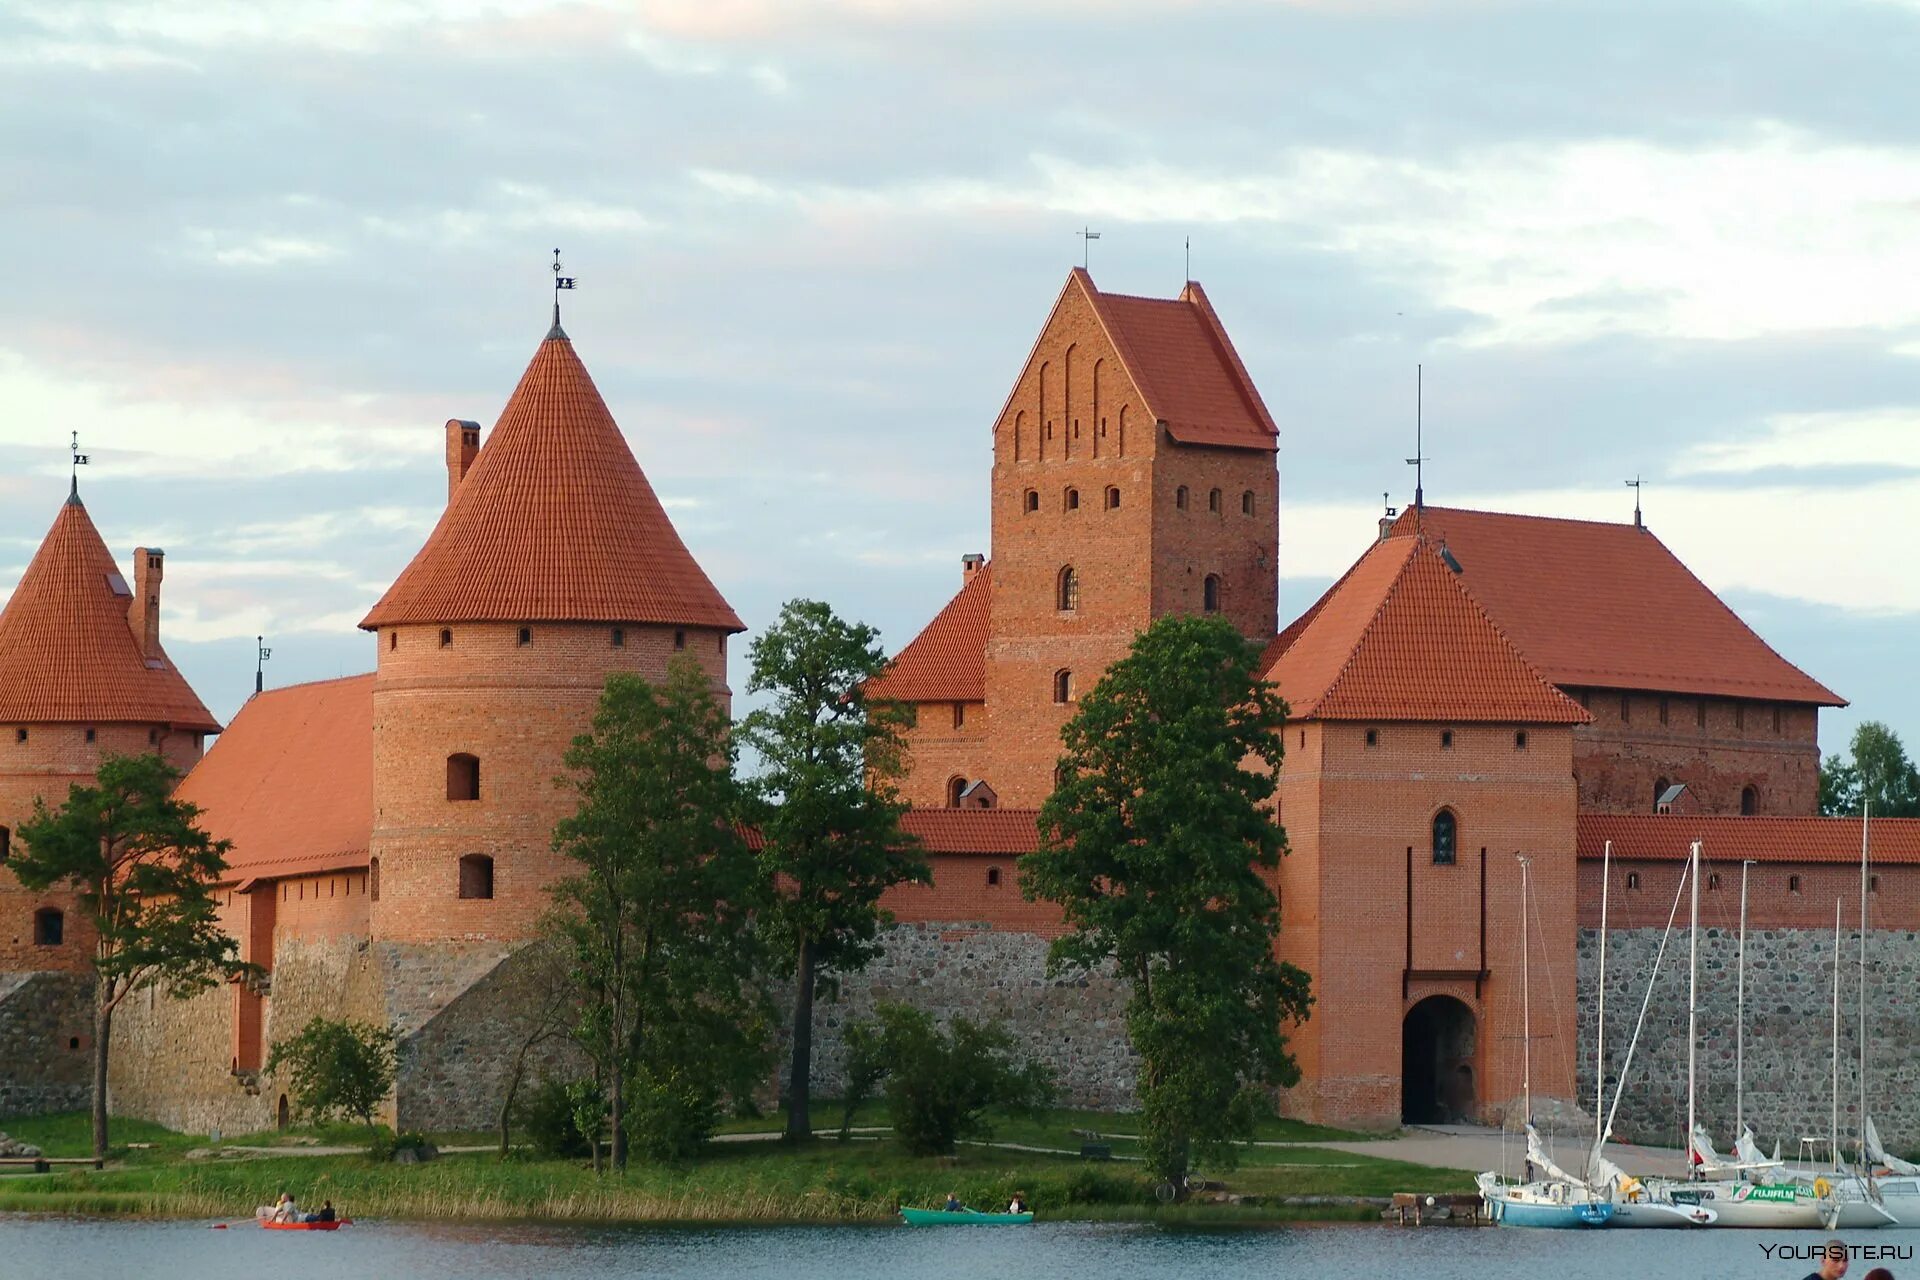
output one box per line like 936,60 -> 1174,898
0,1216 -> 1908,1280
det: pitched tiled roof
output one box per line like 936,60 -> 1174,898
1264,536 -> 1589,724
362,327 -> 744,631
0,496 -> 219,732
175,674 -> 374,884
900,807 -> 1039,854
865,565 -> 991,703
1578,813 -> 1920,865
1087,276 -> 1278,451
1386,507 -> 1841,705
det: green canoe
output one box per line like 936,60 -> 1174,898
899,1207 -> 1034,1226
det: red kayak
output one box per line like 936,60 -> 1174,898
260,1219 -> 351,1230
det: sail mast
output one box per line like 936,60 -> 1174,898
1737,859 -> 1751,1137
1831,897 -> 1842,1171
1519,853 -> 1533,1127
1595,841 -> 1610,1160
1686,840 -> 1699,1176
1858,800 -> 1870,1165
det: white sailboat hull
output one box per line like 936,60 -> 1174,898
1653,1180 -> 1833,1229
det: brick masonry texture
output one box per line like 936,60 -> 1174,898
1576,926 -> 1920,1152
1569,692 -> 1818,816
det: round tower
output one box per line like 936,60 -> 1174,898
0,487 -> 220,973
359,318 -> 743,944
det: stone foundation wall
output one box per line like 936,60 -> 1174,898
803,921 -> 1138,1109
1577,927 -> 1920,1153
0,971 -> 92,1116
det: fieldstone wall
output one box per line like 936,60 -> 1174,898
0,971 -> 92,1116
805,921 -> 1138,1109
1577,927 -> 1920,1154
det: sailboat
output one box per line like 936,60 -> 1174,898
1478,854 -> 1614,1227
1864,1117 -> 1920,1227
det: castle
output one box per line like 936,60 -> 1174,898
3,270 -> 1916,1145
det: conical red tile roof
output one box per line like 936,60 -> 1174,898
1264,536 -> 1588,724
362,327 -> 744,631
0,496 -> 220,732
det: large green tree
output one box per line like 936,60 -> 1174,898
1820,720 -> 1920,818
548,660 -> 771,1172
739,599 -> 927,1143
1022,614 -> 1313,1184
266,1016 -> 398,1142
11,752 -> 248,1159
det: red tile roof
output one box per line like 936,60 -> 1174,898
1264,536 -> 1589,724
901,807 -> 1040,854
1386,507 -> 1841,705
175,674 -> 374,884
1578,813 -> 1920,865
362,327 -> 744,631
865,564 -> 991,703
0,496 -> 219,732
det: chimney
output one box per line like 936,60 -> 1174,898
129,547 -> 164,662
445,419 -> 480,502
961,553 -> 986,585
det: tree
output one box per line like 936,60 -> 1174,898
847,1003 -> 1053,1156
549,660 -> 771,1173
11,752 -> 251,1160
1021,614 -> 1313,1184
1820,721 -> 1920,818
738,599 -> 929,1144
836,1017 -> 885,1142
492,939 -> 577,1159
266,1016 -> 398,1139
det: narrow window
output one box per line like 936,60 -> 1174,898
1053,670 -> 1072,704
611,627 -> 625,648
1365,729 -> 1378,748
947,776 -> 967,808
1870,875 -> 1880,893
1659,696 -> 1669,726
369,857 -> 381,902
1626,872 -> 1640,890
440,628 -> 452,648
1789,874 -> 1802,894
1696,700 -> 1707,730
1105,486 -> 1121,510
1057,566 -> 1079,612
952,702 -> 966,729
986,867 -> 1002,887
717,635 -> 725,654
1772,704 -> 1783,733
34,908 -> 64,946
1176,485 -> 1189,510
1208,487 -> 1222,513
1514,730 -> 1528,750
1440,729 -> 1454,750
1654,777 -> 1669,812
1203,574 -> 1221,614
1024,489 -> 1039,514
1620,694 -> 1630,723
1241,490 -> 1255,516
1740,785 -> 1757,816
518,626 -> 532,646
0,825 -> 9,861
1432,810 -> 1458,865
1735,702 -> 1746,730
148,728 -> 159,745
1709,873 -> 1721,891
674,629 -> 686,650
85,727 -> 96,743
13,727 -> 24,743
1064,487 -> 1080,512
458,854 -> 494,900
447,753 -> 480,802
389,631 -> 398,651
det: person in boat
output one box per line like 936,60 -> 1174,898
944,1192 -> 963,1212
304,1200 -> 336,1224
1007,1192 -> 1029,1215
1802,1238 -> 1849,1280
255,1191 -> 299,1223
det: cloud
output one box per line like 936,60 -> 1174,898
1672,409 -> 1920,477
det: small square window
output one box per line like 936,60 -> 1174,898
611,627 -> 625,648
1514,730 -> 1528,750
148,728 -> 159,745
1440,729 -> 1454,749
674,629 -> 686,651
986,867 -> 1002,887
14,728 -> 26,744
1365,728 -> 1378,747
518,626 -> 532,646
440,628 -> 452,648
85,727 -> 96,743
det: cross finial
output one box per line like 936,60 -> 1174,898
550,248 -> 576,335
1404,364 -> 1427,518
1625,475 -> 1644,529
69,430 -> 89,502
1078,226 -> 1101,271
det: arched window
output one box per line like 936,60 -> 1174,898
1653,777 -> 1669,812
1431,809 -> 1457,865
439,628 -> 452,648
1208,488 -> 1222,513
517,626 -> 532,646
1176,485 -> 1189,510
458,854 -> 495,900
1242,490 -> 1255,516
1024,489 -> 1039,514
986,867 -> 1002,887
1740,785 -> 1758,816
1064,487 -> 1080,512
947,776 -> 968,808
674,629 -> 686,651
1203,574 -> 1221,613
1626,872 -> 1640,890
388,631 -> 398,651
1057,566 -> 1079,612
1105,486 -> 1121,510
447,753 -> 480,802
1789,874 -> 1802,894
611,627 -> 625,648
33,907 -> 64,946
1053,670 -> 1072,704
369,857 -> 380,902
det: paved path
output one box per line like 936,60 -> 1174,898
1310,1125 -> 1692,1178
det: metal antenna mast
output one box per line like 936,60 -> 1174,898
550,248 -> 576,331
1626,475 -> 1644,529
255,636 -> 272,695
69,431 -> 89,501
1405,364 -> 1428,518
1079,227 -> 1101,270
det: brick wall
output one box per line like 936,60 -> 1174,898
896,701 -> 990,809
0,971 -> 92,1115
368,620 -> 728,944
1568,691 -> 1820,816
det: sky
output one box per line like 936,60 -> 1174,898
1,0 -> 1916,758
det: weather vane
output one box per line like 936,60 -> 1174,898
1078,227 -> 1101,270
69,430 -> 89,500
255,635 -> 273,695
551,248 -> 576,329
1626,475 -> 1644,529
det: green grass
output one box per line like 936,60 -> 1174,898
713,1101 -> 1376,1147
0,1113 -> 495,1162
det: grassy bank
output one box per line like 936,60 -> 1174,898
0,1110 -> 1472,1226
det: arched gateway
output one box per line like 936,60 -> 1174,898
1401,996 -> 1477,1124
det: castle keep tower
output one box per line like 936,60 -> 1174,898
360,316 -> 743,943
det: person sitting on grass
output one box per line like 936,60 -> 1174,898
1007,1192 -> 1028,1215
944,1192 -> 964,1212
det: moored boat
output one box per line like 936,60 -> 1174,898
260,1218 -> 351,1231
900,1207 -> 1033,1226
